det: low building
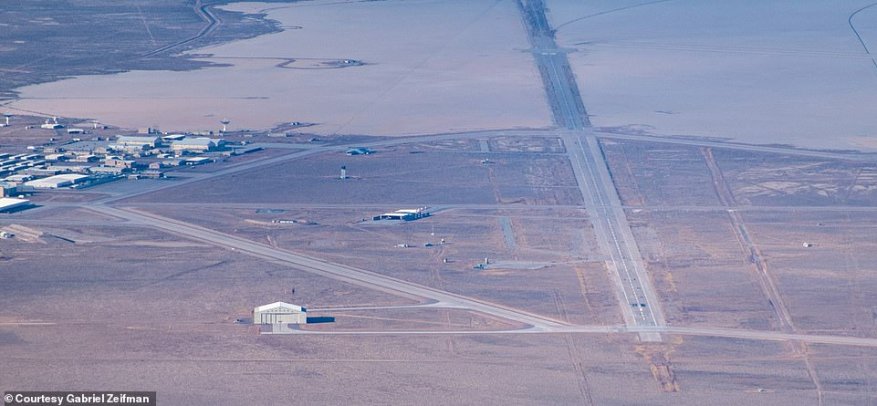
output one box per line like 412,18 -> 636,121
104,157 -> 137,169
224,146 -> 262,157
24,174 -> 89,189
71,154 -> 99,163
161,134 -> 187,142
346,147 -> 373,156
3,174 -> 32,184
46,165 -> 91,174
171,137 -> 223,154
112,135 -> 160,152
89,166 -> 127,176
373,207 -> 431,221
253,302 -> 307,325
0,197 -> 31,212
0,182 -> 17,197
45,154 -> 69,162
64,140 -> 108,153
185,157 -> 212,166
140,170 -> 164,179
66,128 -> 86,135
22,168 -> 61,177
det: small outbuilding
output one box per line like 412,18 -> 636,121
346,147 -> 373,156
253,301 -> 307,325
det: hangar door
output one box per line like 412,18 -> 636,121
261,313 -> 293,324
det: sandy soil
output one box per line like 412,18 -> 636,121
123,142 -> 584,206
2,222 -> 864,404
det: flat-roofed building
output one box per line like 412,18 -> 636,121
0,182 -> 17,197
171,137 -> 223,154
22,168 -> 61,177
105,157 -> 137,169
46,165 -> 91,174
64,140 -> 108,153
161,134 -> 187,142
45,154 -> 69,162
346,147 -> 373,155
140,170 -> 164,179
3,174 -> 32,184
0,197 -> 30,212
185,157 -> 212,166
89,166 -> 127,175
24,174 -> 89,189
112,135 -> 160,151
373,207 -> 431,221
71,154 -> 99,163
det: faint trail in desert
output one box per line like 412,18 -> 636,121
848,2 -> 877,71
135,4 -> 158,46
142,0 -> 220,58
701,147 -> 824,405
554,0 -> 674,32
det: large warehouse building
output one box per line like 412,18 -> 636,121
253,302 -> 307,325
171,137 -> 223,154
373,207 -> 431,221
112,135 -> 160,151
0,197 -> 30,213
24,174 -> 89,189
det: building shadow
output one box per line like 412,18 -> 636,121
306,316 -> 335,324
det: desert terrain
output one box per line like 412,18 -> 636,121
2,1 -> 877,405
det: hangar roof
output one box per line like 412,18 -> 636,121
254,301 -> 306,313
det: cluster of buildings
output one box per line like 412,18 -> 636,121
0,134 -> 258,197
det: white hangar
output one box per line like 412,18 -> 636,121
253,301 -> 307,325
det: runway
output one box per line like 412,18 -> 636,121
519,0 -> 666,341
